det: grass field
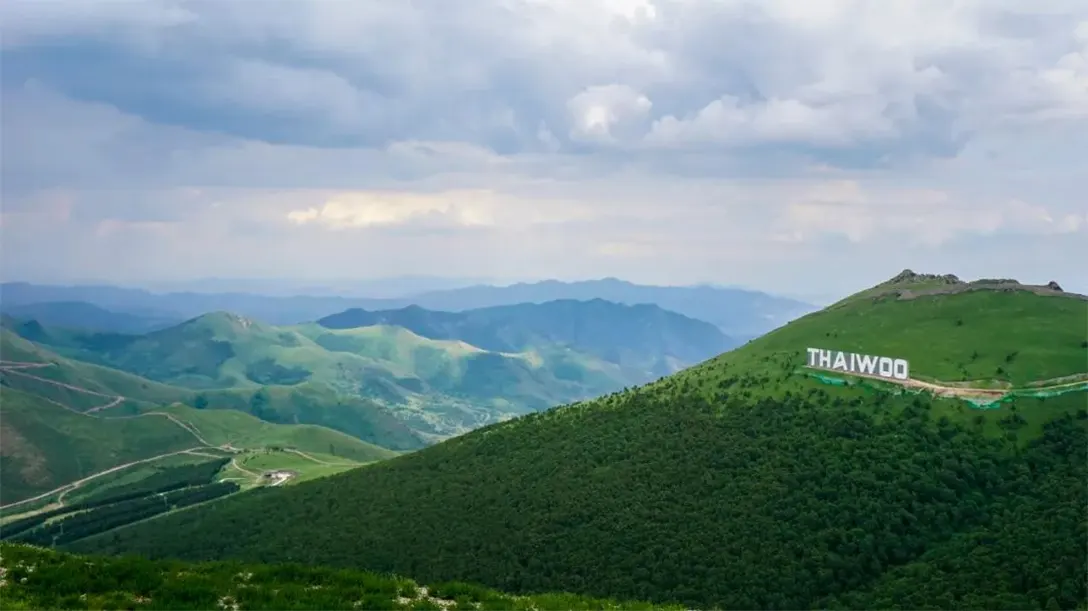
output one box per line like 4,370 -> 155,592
226,449 -> 366,486
151,404 -> 399,463
0,395 -> 395,508
0,389 -> 202,505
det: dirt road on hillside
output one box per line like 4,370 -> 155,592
0,366 -> 120,399
806,367 -> 1085,400
3,447 -> 213,511
0,361 -> 56,371
283,448 -> 355,467
0,359 -> 233,511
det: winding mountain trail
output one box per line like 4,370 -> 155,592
0,359 -> 231,510
229,457 -> 260,479
84,396 -> 125,414
0,360 -> 213,445
0,361 -> 56,371
283,448 -> 355,467
0,366 -> 119,399
3,447 -> 212,511
0,358 -> 344,514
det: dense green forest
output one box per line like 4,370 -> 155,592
0,543 -> 683,611
75,382 -> 1088,610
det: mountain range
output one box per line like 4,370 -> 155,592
46,271 -> 1088,611
1,271 -> 1085,610
2,298 -> 732,441
0,277 -> 814,337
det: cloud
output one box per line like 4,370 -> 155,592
567,84 -> 654,144
1,0 -> 1086,296
776,182 -> 1087,247
285,191 -> 501,230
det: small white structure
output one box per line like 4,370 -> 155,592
262,470 -> 295,487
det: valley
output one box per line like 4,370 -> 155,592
31,272 -> 1085,611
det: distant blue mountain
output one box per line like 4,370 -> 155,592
0,300 -> 180,334
0,278 -> 815,336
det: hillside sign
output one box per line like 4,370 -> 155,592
805,348 -> 910,381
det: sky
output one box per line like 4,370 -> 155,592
1,0 -> 1086,301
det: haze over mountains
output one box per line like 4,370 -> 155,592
0,278 -> 815,338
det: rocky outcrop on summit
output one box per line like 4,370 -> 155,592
882,269 -> 961,286
866,270 -> 1085,302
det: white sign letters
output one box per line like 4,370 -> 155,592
805,347 -> 910,381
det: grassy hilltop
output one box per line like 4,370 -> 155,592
712,269 -> 1087,386
70,273 -> 1088,610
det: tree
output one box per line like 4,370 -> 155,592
194,394 -> 209,410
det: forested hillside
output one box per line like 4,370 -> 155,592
71,275 -> 1088,610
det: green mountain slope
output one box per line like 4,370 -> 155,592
0,386 -> 395,507
11,302 -> 721,439
149,404 -> 399,464
0,333 -> 405,509
1,327 -> 425,451
0,389 -> 201,505
73,273 -> 1088,610
1,328 -> 192,409
0,544 -> 683,611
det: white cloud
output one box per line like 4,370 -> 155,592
1,0 -> 1087,296
776,182 -> 1086,247
286,191 -> 500,229
567,84 -> 653,144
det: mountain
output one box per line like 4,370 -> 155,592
0,301 -> 180,334
0,372 -> 397,506
318,299 -> 733,376
0,330 -> 401,545
0,388 -> 203,505
0,278 -> 813,336
74,272 -> 1088,610
396,278 -> 816,336
0,543 -> 683,611
0,327 -> 424,451
9,301 -> 732,440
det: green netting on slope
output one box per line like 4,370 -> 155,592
797,371 -> 1088,410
